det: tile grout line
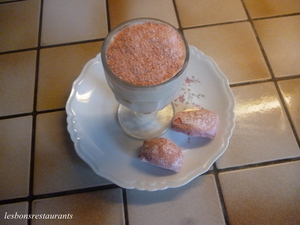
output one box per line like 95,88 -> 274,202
213,166 -> 231,225
0,0 -> 26,5
182,19 -> 249,30
172,0 -> 183,30
217,156 -> 300,174
182,12 -> 300,31
31,184 -> 120,201
252,12 -> 300,21
27,0 -> 45,224
105,0 -> 111,32
240,0 -> 276,81
0,38 -> 105,56
0,184 -> 120,205
0,108 -> 65,121
274,81 -> 300,147
0,47 -> 38,55
229,74 -> 300,88
122,189 -> 130,225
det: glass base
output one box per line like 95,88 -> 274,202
117,103 -> 175,139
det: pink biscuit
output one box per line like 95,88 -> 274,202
171,108 -> 219,138
138,138 -> 183,172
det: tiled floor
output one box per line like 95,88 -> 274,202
0,0 -> 299,225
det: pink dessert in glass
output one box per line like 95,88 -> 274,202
106,21 -> 186,86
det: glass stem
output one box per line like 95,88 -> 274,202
134,111 -> 158,121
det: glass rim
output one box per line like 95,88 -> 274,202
101,17 -> 190,88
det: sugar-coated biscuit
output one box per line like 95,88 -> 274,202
138,137 -> 183,172
171,108 -> 219,138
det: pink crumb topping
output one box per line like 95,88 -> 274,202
106,22 -> 186,86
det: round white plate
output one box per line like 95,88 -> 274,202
66,46 -> 235,191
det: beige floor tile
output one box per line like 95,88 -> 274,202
0,202 -> 28,225
32,189 -> 124,225
127,174 -> 225,225
0,0 -> 40,52
37,42 -> 102,111
254,15 -> 300,77
219,161 -> 300,225
0,117 -> 32,200
34,111 -> 111,195
176,0 -> 247,28
0,51 -> 36,116
41,0 -> 107,46
108,0 -> 178,29
278,78 -> 300,139
216,82 -> 299,169
244,0 -> 300,18
184,22 -> 271,84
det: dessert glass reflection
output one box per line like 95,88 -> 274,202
101,18 -> 189,139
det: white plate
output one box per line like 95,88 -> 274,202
66,46 -> 235,191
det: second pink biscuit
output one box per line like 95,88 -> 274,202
171,108 -> 219,139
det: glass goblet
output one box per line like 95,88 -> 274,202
101,18 -> 189,139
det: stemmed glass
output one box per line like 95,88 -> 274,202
101,18 -> 189,139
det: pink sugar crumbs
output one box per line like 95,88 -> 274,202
106,22 -> 186,86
